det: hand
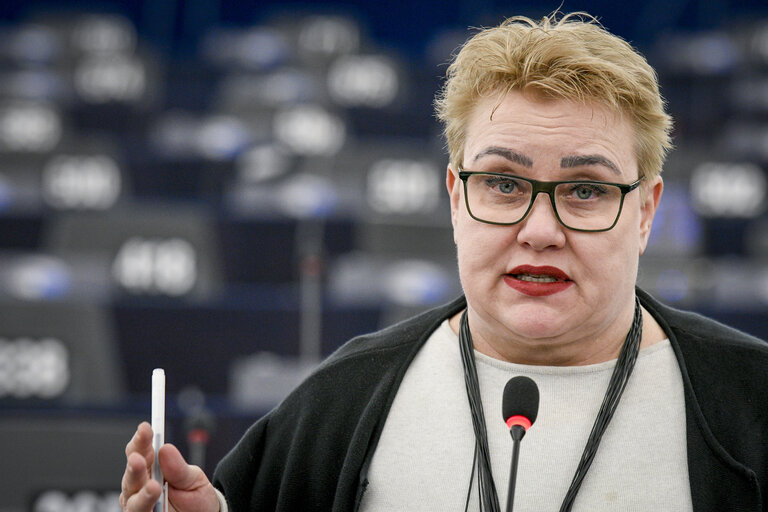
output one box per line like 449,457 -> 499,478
120,422 -> 220,512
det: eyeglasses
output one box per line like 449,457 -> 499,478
458,167 -> 644,232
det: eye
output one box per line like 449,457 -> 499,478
498,181 -> 516,194
485,176 -> 521,194
570,183 -> 607,200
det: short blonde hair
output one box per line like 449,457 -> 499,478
435,12 -> 673,183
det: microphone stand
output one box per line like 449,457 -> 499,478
506,425 -> 526,512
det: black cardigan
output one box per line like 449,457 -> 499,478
213,289 -> 768,511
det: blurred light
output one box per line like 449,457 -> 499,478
367,159 -> 440,214
236,143 -> 292,183
150,111 -> 198,156
645,183 -> 702,255
273,105 -> 345,155
74,55 -> 147,103
72,15 -> 136,55
201,27 -> 290,70
655,269 -> 690,303
8,255 -> 72,299
730,79 -> 768,112
196,115 -> 253,160
327,255 -> 380,304
0,69 -> 66,101
383,260 -> 452,305
0,102 -> 61,152
328,55 -> 399,107
710,258 -> 766,308
218,69 -> 319,109
745,219 -> 768,257
277,173 -> 338,218
0,337 -> 69,399
33,490 -> 69,512
33,490 -> 119,512
230,352 -> 315,410
756,268 -> 768,305
721,123 -> 768,160
425,28 -> 467,67
1,24 -> 61,63
749,22 -> 768,64
0,175 -> 13,210
112,237 -> 197,296
657,32 -> 740,75
690,162 -> 766,218
259,69 -> 318,105
297,16 -> 360,58
42,154 -> 121,210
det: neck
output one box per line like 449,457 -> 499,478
448,303 -> 665,366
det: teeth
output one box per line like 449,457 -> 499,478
516,273 -> 559,283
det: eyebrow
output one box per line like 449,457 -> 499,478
560,154 -> 621,175
473,146 -> 533,168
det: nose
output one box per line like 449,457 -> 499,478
516,192 -> 567,250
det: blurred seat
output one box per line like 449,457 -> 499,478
707,257 -> 768,310
651,31 -> 741,139
0,153 -> 49,214
0,251 -> 107,301
212,67 -> 324,113
728,76 -> 768,118
311,137 -> 445,218
730,19 -> 768,70
200,25 -> 292,73
0,22 -> 64,67
0,415 -> 139,512
643,181 -> 703,257
0,132 -> 128,217
0,66 -> 69,104
0,297 -> 124,404
268,13 -> 365,71
637,255 -> 715,308
321,138 -> 459,324
719,120 -> 768,163
42,203 -> 222,299
0,99 -> 64,154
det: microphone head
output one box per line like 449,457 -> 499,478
502,376 -> 540,431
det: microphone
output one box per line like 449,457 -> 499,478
502,376 -> 540,512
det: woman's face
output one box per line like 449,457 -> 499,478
447,90 -> 662,365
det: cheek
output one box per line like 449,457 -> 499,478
454,217 -> 512,270
567,229 -> 639,284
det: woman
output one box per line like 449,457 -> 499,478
122,13 -> 768,512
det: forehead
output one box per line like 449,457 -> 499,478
463,91 -> 636,174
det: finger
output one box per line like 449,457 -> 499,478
122,479 -> 162,512
122,451 -> 151,499
159,444 -> 205,490
156,444 -> 218,512
159,444 -> 219,512
125,422 -> 155,468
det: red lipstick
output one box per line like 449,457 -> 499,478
504,265 -> 573,297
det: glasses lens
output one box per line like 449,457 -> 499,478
465,174 -> 624,231
554,182 -> 623,230
465,173 -> 532,224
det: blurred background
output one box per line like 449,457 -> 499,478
1,0 -> 768,510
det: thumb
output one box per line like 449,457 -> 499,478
158,444 -> 219,511
158,444 -> 207,491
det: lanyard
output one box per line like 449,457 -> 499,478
459,297 -> 643,512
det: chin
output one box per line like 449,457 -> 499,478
493,302 -> 572,340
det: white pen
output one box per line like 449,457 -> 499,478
152,368 -> 167,512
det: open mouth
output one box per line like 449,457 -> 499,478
513,273 -> 561,283
505,266 -> 572,296
508,265 -> 571,282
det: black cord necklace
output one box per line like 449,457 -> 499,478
459,297 -> 643,512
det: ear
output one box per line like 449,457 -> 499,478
446,165 -> 461,230
638,176 -> 663,255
